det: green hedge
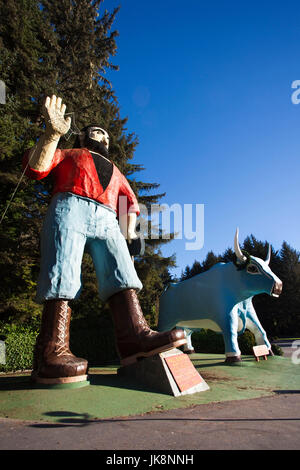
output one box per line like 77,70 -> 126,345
191,329 -> 256,354
0,323 -> 39,372
191,329 -> 283,356
0,323 -> 282,373
69,315 -> 119,365
0,319 -> 119,372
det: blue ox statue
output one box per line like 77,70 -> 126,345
158,229 -> 282,363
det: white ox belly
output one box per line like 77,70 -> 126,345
176,319 -> 222,332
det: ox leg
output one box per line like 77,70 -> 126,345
245,303 -> 272,352
221,311 -> 242,363
245,317 -> 272,351
181,329 -> 195,354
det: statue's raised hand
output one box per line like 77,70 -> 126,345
42,95 -> 71,136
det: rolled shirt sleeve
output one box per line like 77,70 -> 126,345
22,148 -> 65,180
119,174 -> 140,216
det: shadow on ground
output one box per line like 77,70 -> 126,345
0,371 -> 162,394
27,406 -> 300,429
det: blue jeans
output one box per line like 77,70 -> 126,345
36,193 -> 143,303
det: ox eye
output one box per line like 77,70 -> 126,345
247,264 -> 260,274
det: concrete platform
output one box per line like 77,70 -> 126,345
118,348 -> 210,396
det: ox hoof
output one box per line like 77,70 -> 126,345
184,349 -> 195,355
224,355 -> 242,365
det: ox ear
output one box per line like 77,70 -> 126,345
234,228 -> 247,263
265,244 -> 271,266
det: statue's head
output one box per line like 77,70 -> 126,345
73,124 -> 109,158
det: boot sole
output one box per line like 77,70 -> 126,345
31,374 -> 88,385
120,339 -> 187,366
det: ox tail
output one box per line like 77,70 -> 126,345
237,312 -> 247,336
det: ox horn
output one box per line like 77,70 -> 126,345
265,244 -> 271,266
234,228 -> 247,262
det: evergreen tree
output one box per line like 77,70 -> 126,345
180,260 -> 202,281
189,260 -> 202,278
0,0 -> 57,322
0,0 -> 175,330
181,265 -> 191,281
201,250 -> 222,272
257,241 -> 300,336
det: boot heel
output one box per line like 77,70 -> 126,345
32,374 -> 88,385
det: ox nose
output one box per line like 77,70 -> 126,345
272,280 -> 282,297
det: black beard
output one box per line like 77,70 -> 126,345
83,135 -> 109,159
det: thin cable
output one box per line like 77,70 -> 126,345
0,113 -> 82,225
0,146 -> 37,225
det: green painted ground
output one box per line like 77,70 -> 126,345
0,354 -> 299,423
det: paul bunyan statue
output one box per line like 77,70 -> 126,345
24,95 -> 186,384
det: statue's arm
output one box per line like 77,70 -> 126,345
119,212 -> 138,242
29,95 -> 71,172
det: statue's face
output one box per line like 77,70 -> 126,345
88,127 -> 109,150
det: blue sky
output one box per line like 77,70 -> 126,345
103,0 -> 300,277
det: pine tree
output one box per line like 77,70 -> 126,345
0,0 -> 176,331
201,251 -> 222,272
0,0 -> 57,322
270,242 -> 300,335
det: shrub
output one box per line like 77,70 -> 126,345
0,315 -> 119,373
0,322 -> 283,373
191,329 -> 225,354
271,343 -> 283,356
238,330 -> 256,354
70,324 -> 119,365
0,323 -> 38,372
191,329 -> 282,356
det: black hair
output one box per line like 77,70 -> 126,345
73,124 -> 107,148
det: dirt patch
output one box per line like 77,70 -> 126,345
200,371 -> 239,382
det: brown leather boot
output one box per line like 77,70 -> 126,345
31,300 -> 88,383
108,289 -> 187,366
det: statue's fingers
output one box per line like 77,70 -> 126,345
60,103 -> 66,116
56,97 -> 62,109
65,116 -> 71,128
44,96 -> 50,108
50,94 -> 57,108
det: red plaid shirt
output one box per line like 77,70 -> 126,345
23,147 -> 140,216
